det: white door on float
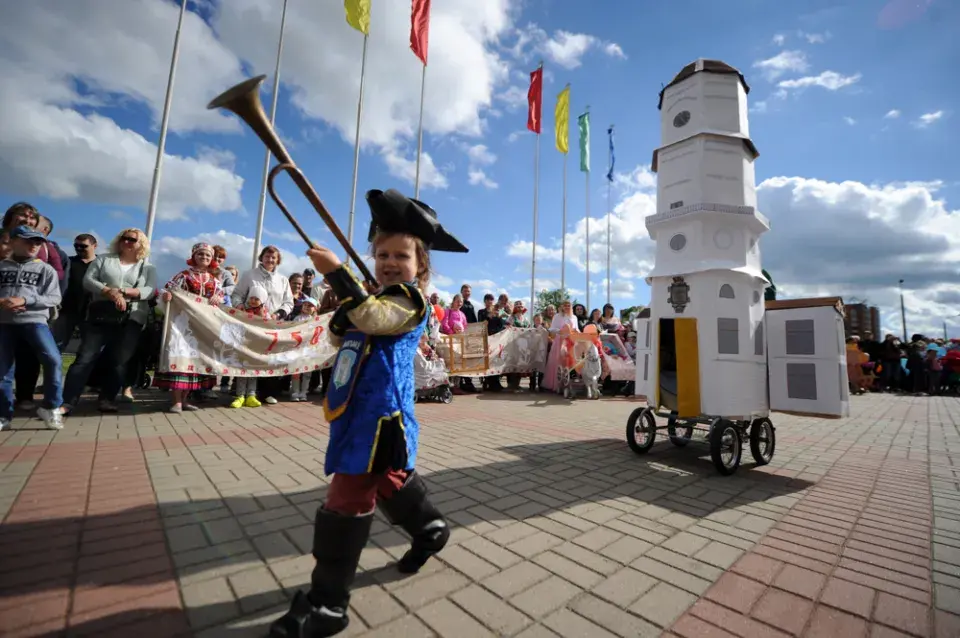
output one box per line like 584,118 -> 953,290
633,319 -> 654,401
765,305 -> 850,418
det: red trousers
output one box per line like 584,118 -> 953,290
325,469 -> 408,516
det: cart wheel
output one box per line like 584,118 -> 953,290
709,419 -> 742,476
626,407 -> 657,455
139,373 -> 152,390
440,387 -> 453,404
667,417 -> 694,447
749,418 -> 776,465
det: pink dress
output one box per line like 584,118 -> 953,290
542,314 -> 579,391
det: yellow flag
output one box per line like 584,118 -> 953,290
555,85 -> 570,154
345,0 -> 371,35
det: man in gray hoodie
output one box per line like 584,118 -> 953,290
0,226 -> 64,430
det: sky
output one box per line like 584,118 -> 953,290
1,0 -> 958,338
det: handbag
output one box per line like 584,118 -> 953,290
86,260 -> 144,326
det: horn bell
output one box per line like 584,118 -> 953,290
207,74 -> 267,112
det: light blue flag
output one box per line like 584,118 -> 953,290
606,125 -> 615,182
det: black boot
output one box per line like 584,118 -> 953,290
378,472 -> 450,574
269,508 -> 373,638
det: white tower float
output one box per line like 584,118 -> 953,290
642,59 -> 770,418
628,59 -> 848,476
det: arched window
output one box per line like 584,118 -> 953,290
719,284 -> 735,299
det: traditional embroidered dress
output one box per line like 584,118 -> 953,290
154,267 -> 224,392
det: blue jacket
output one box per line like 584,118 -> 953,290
323,285 -> 429,475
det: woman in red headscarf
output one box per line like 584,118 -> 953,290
155,242 -> 225,413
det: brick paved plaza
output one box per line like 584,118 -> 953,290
1,391 -> 959,637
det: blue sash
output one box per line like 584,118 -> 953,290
323,330 -> 371,422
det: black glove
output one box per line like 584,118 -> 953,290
323,266 -> 368,312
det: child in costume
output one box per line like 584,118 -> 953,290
230,283 -> 270,409
270,189 -> 468,638
290,295 -> 320,402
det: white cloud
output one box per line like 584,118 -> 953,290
217,0 -> 514,149
771,33 -> 786,46
508,24 -> 626,70
750,100 -> 769,115
912,110 -> 945,128
799,31 -> 830,44
504,164 -> 960,336
844,116 -> 857,125
0,0 -> 245,220
884,109 -> 901,119
495,85 -> 528,111
466,144 -> 496,166
778,70 -> 862,91
602,42 -> 627,59
380,145 -> 449,190
753,50 -> 809,81
463,143 -> 498,189
468,169 -> 498,189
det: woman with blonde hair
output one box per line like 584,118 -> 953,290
62,228 -> 157,414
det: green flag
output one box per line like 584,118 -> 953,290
578,110 -> 590,172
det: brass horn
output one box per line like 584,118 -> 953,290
208,75 -> 377,286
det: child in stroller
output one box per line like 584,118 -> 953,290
415,334 -> 453,403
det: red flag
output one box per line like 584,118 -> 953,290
527,66 -> 543,134
410,0 -> 431,65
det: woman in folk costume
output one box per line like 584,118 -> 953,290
270,189 -> 468,638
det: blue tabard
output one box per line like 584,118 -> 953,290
322,287 -> 429,476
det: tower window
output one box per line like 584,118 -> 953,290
717,318 -> 739,355
719,284 -> 735,299
669,234 -> 687,251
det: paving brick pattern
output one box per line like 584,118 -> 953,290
1,391 -> 958,637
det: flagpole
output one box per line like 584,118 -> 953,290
561,152 -> 567,292
252,0 -> 289,268
414,63 -> 427,198
606,176 -> 611,305
144,0 -> 187,241
585,167 -> 590,311
531,131 -> 541,312
346,32 -> 369,254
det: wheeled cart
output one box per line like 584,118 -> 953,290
625,407 -> 776,475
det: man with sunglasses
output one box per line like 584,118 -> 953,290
54,234 -> 97,350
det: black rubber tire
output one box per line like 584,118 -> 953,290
440,387 -> 453,404
749,418 -> 776,465
709,419 -> 742,476
139,373 -> 152,390
626,408 -> 657,455
667,418 -> 694,447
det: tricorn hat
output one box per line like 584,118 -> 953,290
366,189 -> 468,253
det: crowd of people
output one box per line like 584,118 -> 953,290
425,284 -> 636,394
0,201 -> 641,430
0,201 -> 342,429
846,331 -> 960,396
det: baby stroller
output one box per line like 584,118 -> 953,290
415,350 -> 453,403
556,332 -> 605,399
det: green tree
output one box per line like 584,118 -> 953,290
762,269 -> 777,301
619,305 -> 646,323
534,288 -> 579,314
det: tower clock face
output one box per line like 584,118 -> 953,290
673,110 -> 691,128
